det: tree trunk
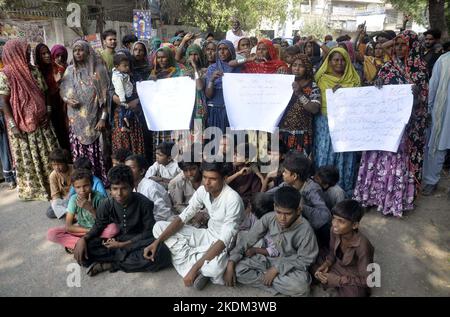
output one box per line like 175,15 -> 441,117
428,0 -> 449,41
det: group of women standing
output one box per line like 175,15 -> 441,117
0,29 -> 430,218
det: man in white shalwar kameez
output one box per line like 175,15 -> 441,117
144,162 -> 244,289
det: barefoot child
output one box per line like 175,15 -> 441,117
47,148 -> 72,219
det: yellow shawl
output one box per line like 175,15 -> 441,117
315,47 -> 361,115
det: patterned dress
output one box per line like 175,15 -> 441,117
0,68 -> 58,200
278,81 -> 321,157
353,30 -> 429,216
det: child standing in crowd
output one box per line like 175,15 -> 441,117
47,168 -> 118,254
314,200 -> 374,297
111,148 -> 133,167
47,148 -> 72,219
68,158 -> 108,197
145,142 -> 181,189
112,54 -> 134,132
314,166 -> 346,210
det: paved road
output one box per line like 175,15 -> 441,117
0,175 -> 449,297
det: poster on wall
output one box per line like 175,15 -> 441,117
133,10 -> 152,40
83,33 -> 102,51
0,20 -> 46,44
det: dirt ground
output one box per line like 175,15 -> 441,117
0,173 -> 448,297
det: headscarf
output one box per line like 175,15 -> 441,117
377,30 -> 428,105
150,37 -> 162,52
363,42 -> 388,84
35,43 -> 59,94
244,39 -> 288,74
184,44 -> 206,73
59,40 -> 110,145
151,46 -> 182,79
160,42 -> 176,54
170,36 -> 182,45
315,47 -> 361,115
206,39 -> 240,89
2,39 -> 47,133
340,41 -> 356,62
130,41 -> 150,82
290,53 -> 314,80
50,44 -> 68,65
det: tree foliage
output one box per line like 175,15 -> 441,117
160,0 -> 302,34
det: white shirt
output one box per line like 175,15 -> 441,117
145,160 -> 181,180
137,178 -> 174,222
226,29 -> 246,48
179,184 -> 244,248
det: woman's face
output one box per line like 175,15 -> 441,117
305,42 -> 313,56
374,43 -> 384,58
395,37 -> 408,59
291,59 -> 306,77
217,44 -> 231,61
156,50 -> 169,69
205,43 -> 216,63
329,52 -> 346,75
256,43 -> 269,60
133,43 -> 146,61
40,46 -> 52,65
189,51 -> 199,64
73,46 -> 86,62
55,53 -> 66,65
239,38 -> 251,51
366,46 -> 375,57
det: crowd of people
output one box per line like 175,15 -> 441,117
0,16 -> 449,297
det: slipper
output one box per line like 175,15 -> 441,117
86,262 -> 111,277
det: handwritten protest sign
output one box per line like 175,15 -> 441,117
137,77 -> 196,131
223,73 -> 295,133
326,84 -> 413,153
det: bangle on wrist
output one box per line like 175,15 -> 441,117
8,119 -> 16,128
237,57 -> 246,64
194,72 -> 200,80
207,81 -> 214,89
299,95 -> 309,105
101,112 -> 108,120
47,105 -> 52,113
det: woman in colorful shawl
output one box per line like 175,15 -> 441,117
35,43 -> 70,151
59,40 -> 110,184
183,44 -> 208,143
279,54 -> 321,157
110,42 -> 148,158
150,46 -> 185,157
149,37 -> 162,69
205,40 -> 241,133
0,39 -> 59,200
353,30 -> 429,217
51,44 -> 68,72
314,47 -> 361,195
236,38 -> 288,74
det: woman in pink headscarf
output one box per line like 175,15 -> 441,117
0,39 -> 59,200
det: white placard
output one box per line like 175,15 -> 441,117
326,84 -> 413,153
223,73 -> 295,133
137,77 -> 196,131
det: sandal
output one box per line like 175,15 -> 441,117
86,262 -> 112,277
65,247 -> 74,254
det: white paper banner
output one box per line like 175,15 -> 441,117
137,77 -> 196,131
223,73 -> 295,133
326,84 -> 413,153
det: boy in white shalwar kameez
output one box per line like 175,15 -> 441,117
144,162 -> 244,290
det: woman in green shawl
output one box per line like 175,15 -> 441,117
313,47 -> 361,195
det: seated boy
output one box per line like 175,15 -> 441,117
226,143 -> 262,201
125,154 -> 174,222
68,158 -> 108,198
314,200 -> 374,297
238,193 -> 279,258
112,148 -> 133,167
47,148 -> 73,219
145,162 -> 244,290
145,142 -> 181,189
260,140 -> 288,192
314,166 -> 345,210
267,151 -> 331,248
47,168 -> 117,253
224,187 -> 318,297
73,165 -> 172,276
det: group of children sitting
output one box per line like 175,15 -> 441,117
45,140 -> 374,297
